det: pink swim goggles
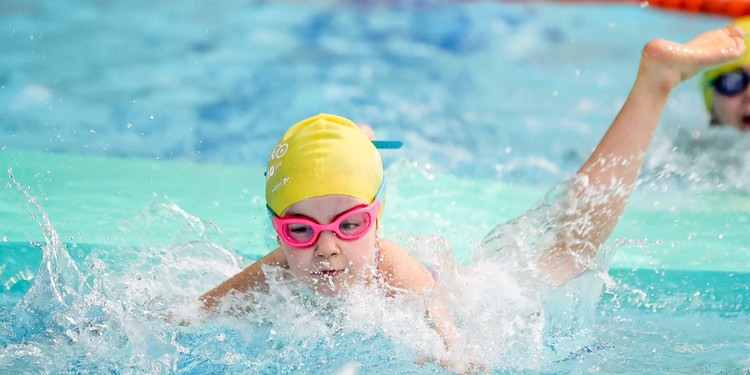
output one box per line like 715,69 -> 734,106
271,199 -> 381,248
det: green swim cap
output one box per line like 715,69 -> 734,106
701,17 -> 750,112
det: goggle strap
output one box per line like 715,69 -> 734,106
372,140 -> 404,149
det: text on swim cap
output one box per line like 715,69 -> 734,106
266,161 -> 282,181
270,143 -> 288,160
272,177 -> 289,194
268,143 -> 290,192
267,142 -> 288,181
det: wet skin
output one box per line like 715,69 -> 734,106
279,194 -> 379,296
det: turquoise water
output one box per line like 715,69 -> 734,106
1,152 -> 748,373
2,0 -> 750,373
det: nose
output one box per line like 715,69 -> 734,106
314,230 -> 341,258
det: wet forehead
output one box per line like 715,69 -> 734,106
283,194 -> 366,223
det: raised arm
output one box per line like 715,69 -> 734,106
200,247 -> 287,310
539,26 -> 746,285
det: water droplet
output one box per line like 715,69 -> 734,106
93,259 -> 107,271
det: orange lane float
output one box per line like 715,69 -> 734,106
541,0 -> 750,17
645,0 -> 750,17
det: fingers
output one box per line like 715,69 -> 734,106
726,25 -> 746,56
357,124 -> 376,140
726,24 -> 745,42
689,25 -> 745,61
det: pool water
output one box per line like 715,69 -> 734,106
2,0 -> 750,373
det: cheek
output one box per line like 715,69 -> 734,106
713,95 -> 740,120
283,247 -> 314,275
344,233 -> 378,266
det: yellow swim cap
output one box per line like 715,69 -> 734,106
265,113 -> 384,216
702,17 -> 750,112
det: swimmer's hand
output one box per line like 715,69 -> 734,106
640,25 -> 745,92
357,123 -> 376,140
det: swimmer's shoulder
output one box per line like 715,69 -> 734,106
200,247 -> 288,309
375,238 -> 435,291
374,238 -> 406,268
259,247 -> 289,268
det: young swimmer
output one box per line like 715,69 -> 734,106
201,25 -> 746,370
702,17 -> 750,131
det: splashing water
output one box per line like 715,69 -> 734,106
1,170 -> 236,373
1,1 -> 749,372
0,165 -> 629,373
647,125 -> 750,193
2,169 -> 91,346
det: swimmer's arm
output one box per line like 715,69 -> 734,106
539,26 -> 746,285
377,239 -> 459,350
200,247 -> 287,310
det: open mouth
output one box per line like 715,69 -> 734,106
740,114 -> 750,130
314,269 -> 343,278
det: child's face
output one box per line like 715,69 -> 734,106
712,68 -> 750,131
278,194 -> 379,295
